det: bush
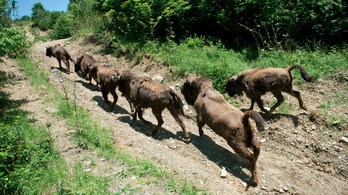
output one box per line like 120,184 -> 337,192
0,27 -> 30,58
53,14 -> 71,39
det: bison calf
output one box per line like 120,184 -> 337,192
181,76 -> 265,185
118,70 -> 191,144
226,65 -> 313,115
46,44 -> 74,74
74,51 -> 98,87
88,65 -> 122,111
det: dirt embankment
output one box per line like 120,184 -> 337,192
1,36 -> 347,194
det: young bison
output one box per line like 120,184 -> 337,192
118,70 -> 191,144
226,65 -> 313,115
74,51 -> 98,87
88,65 -> 122,111
181,76 -> 265,185
46,44 -> 74,74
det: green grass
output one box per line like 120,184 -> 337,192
0,69 -> 110,194
16,57 -> 204,194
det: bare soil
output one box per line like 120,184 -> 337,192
1,35 -> 347,194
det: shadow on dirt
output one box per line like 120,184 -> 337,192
117,113 -> 251,184
74,80 -> 98,91
92,95 -> 129,114
240,108 -> 300,127
0,70 -> 31,121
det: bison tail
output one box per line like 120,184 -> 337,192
242,110 -> 265,148
243,110 -> 265,133
287,64 -> 313,82
170,91 -> 184,115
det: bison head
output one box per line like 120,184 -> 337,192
225,76 -> 243,97
118,70 -> 134,98
181,76 -> 212,105
74,51 -> 84,73
46,46 -> 52,57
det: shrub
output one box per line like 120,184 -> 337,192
53,14 -> 71,39
0,27 -> 30,58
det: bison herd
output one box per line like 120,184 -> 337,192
46,44 -> 314,186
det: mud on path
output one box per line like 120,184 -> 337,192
2,36 -> 347,194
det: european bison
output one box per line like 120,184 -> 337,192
46,44 -> 74,74
181,75 -> 265,185
74,51 -> 98,87
88,65 -> 123,111
118,70 -> 191,144
226,65 -> 313,115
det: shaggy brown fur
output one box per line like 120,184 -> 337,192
46,44 -> 74,74
74,51 -> 98,87
226,64 -> 313,115
88,65 -> 124,111
181,75 -> 265,185
118,70 -> 191,144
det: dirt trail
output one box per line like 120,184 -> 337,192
2,36 -> 347,194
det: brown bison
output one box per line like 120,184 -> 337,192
74,51 -> 98,87
46,44 -> 74,74
181,75 -> 265,185
88,65 -> 123,111
226,65 -> 313,115
118,70 -> 191,144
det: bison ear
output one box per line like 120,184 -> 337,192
186,76 -> 191,82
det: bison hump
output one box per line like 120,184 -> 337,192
204,89 -> 225,103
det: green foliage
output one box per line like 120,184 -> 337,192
67,0 -> 104,37
93,0 -> 346,48
0,27 -> 30,58
0,0 -> 17,30
53,13 -> 71,39
0,70 -> 54,193
31,3 -> 50,30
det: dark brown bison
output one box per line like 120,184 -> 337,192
226,65 -> 313,115
118,70 -> 191,144
181,75 -> 265,185
46,44 -> 74,74
88,65 -> 123,111
74,51 -> 98,86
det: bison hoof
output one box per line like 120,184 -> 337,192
248,177 -> 258,186
185,137 -> 191,144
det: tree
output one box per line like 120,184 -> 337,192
0,0 -> 17,30
53,13 -> 71,39
31,2 -> 49,29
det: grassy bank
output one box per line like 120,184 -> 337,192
0,69 -> 110,194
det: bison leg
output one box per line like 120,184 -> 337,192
285,89 -> 307,110
127,98 -> 135,117
137,108 -> 150,124
248,99 -> 255,110
109,88 -> 118,111
65,60 -> 70,74
254,97 -> 269,114
168,108 -> 191,144
197,114 -> 205,137
101,86 -> 111,105
57,59 -> 63,69
151,108 -> 164,136
268,91 -> 285,114
228,141 -> 259,186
